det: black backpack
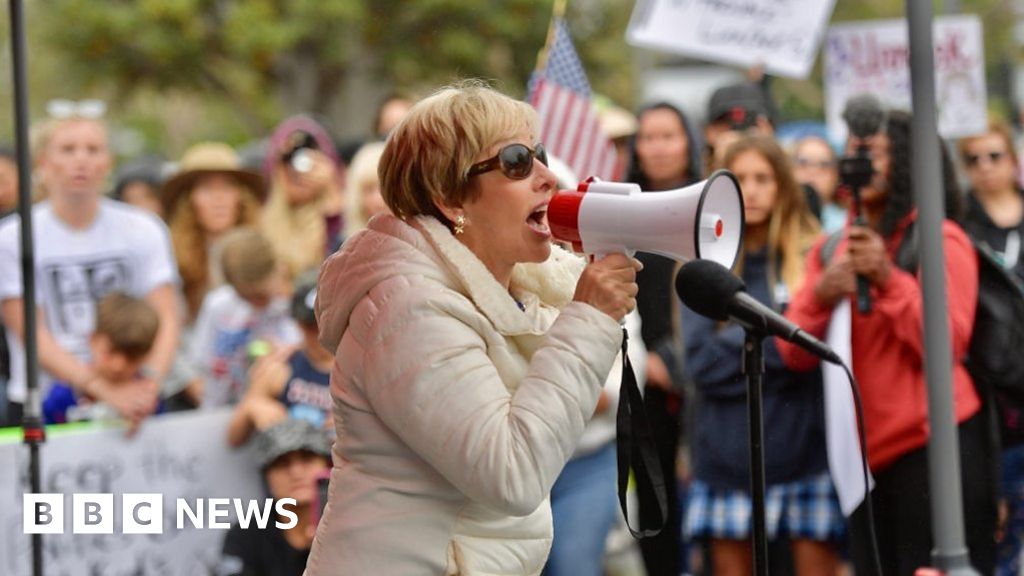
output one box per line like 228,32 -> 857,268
820,223 -> 1024,444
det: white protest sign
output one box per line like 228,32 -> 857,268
825,15 -> 987,143
0,410 -> 264,576
626,0 -> 837,79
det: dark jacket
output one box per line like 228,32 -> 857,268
682,247 -> 828,490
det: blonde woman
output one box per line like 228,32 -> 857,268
682,135 -> 842,576
163,142 -> 265,322
342,141 -> 388,234
305,82 -> 640,575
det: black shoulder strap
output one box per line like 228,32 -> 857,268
616,328 -> 667,538
894,221 -> 919,273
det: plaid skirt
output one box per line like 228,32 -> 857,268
684,472 -> 845,542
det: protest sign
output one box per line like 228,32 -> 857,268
0,410 -> 263,576
825,15 -> 987,142
626,0 -> 837,79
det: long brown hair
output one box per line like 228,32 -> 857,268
170,182 -> 262,319
723,135 -> 820,296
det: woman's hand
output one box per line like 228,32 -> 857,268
814,254 -> 856,308
847,225 -> 892,286
573,253 -> 642,322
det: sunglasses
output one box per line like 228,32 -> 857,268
795,157 -> 836,170
46,99 -> 107,120
965,151 -> 1006,167
467,143 -> 548,180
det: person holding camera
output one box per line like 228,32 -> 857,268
777,103 -> 996,575
260,116 -> 343,281
304,81 -> 639,575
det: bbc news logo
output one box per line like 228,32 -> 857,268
23,494 -> 298,534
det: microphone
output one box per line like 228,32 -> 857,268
675,260 -> 841,365
841,93 -> 887,139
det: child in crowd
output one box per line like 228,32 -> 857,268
190,228 -> 301,408
220,418 -> 331,576
43,292 -> 161,427
227,272 -> 333,446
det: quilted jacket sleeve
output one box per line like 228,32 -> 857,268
360,293 -> 622,517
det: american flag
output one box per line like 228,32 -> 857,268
528,18 -> 617,181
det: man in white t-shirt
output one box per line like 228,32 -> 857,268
0,114 -> 180,427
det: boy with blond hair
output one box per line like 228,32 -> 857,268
190,228 -> 301,408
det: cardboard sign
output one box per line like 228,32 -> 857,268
626,0 -> 837,79
0,410 -> 264,576
825,15 -> 987,142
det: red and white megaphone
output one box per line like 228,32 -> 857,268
548,169 -> 745,269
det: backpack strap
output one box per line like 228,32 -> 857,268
894,221 -> 919,273
818,230 -> 845,267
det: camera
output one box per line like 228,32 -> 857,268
838,147 -> 874,191
281,131 -> 319,174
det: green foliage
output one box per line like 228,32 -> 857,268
2,0 -> 1019,156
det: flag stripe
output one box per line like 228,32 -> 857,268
528,19 -> 616,181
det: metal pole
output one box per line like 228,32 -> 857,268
743,332 -> 769,576
905,2 -> 976,574
8,1 -> 45,575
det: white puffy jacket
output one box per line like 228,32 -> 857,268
303,214 -> 623,576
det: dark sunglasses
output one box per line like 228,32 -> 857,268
965,151 -> 1006,167
795,157 -> 836,170
467,143 -> 548,180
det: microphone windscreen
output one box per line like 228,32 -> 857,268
842,94 -> 886,139
675,260 -> 745,321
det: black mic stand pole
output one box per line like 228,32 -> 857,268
742,330 -> 769,576
8,2 -> 45,576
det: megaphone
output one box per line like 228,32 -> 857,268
548,169 -> 745,269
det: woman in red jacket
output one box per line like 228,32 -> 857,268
777,108 -> 997,575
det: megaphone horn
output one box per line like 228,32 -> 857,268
548,169 -> 745,270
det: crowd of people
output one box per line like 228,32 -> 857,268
0,74 -> 1023,576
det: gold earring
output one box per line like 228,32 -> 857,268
454,214 -> 466,235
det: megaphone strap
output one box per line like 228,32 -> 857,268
615,328 -> 669,538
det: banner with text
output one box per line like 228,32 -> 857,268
825,15 -> 987,142
626,0 -> 837,79
0,410 -> 263,576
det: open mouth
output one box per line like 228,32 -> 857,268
526,205 -> 550,235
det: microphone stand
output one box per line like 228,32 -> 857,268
742,330 -> 769,576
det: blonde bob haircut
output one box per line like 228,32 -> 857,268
379,80 -> 538,227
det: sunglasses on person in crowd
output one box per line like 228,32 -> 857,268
964,151 -> 1006,167
46,99 -> 107,120
794,157 -> 836,170
468,143 -> 548,180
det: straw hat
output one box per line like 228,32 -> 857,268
161,142 -> 266,215
599,105 -> 638,141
